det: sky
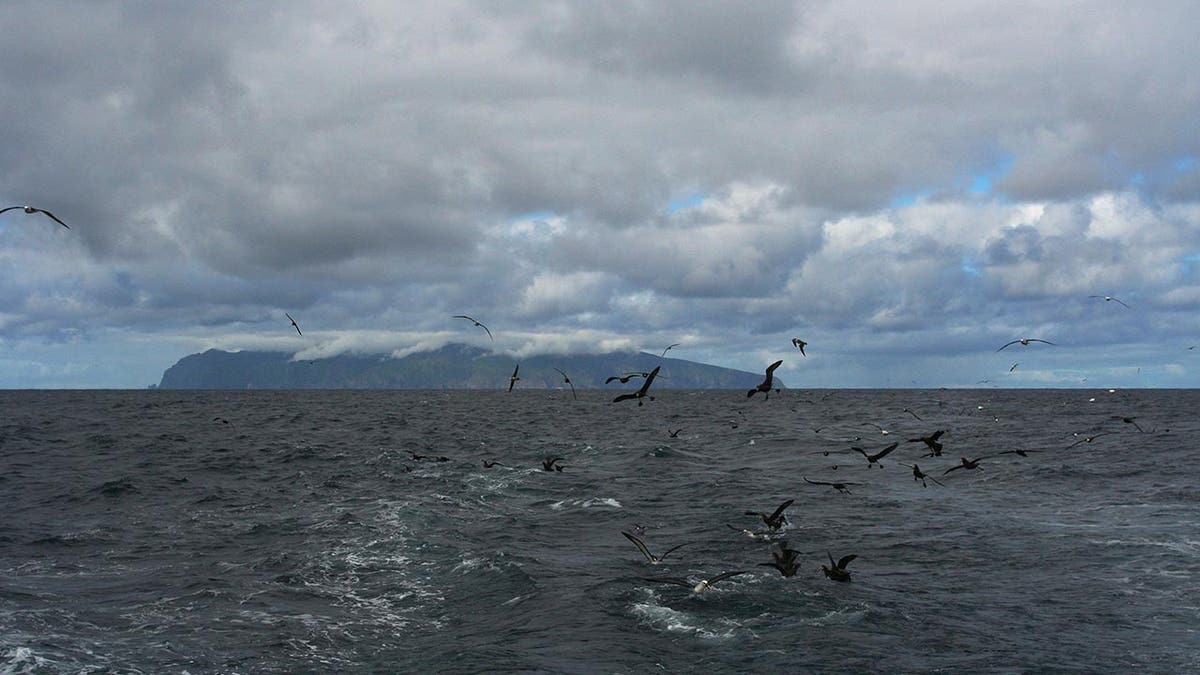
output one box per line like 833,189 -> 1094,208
2,1 -> 1199,389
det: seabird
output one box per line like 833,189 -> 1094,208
726,523 -> 775,540
541,456 -> 564,472
902,408 -> 924,422
668,428 -> 682,438
410,452 -> 450,462
903,463 -> 945,487
791,338 -> 807,355
802,476 -> 862,495
997,338 -> 1056,351
0,205 -> 69,229
747,359 -> 783,400
943,456 -> 984,475
452,315 -> 494,342
605,373 -> 641,384
643,570 -> 751,594
285,312 -> 302,336
482,459 -> 508,468
508,364 -> 520,392
621,531 -> 693,565
1065,432 -> 1110,449
821,552 -> 857,582
1009,363 -> 1019,372
612,365 -> 660,406
660,343 -> 680,358
744,499 -> 793,530
760,541 -> 802,577
1089,295 -> 1131,309
553,368 -> 577,400
852,442 -> 899,468
906,430 -> 946,457
1110,416 -> 1145,432
863,422 -> 890,435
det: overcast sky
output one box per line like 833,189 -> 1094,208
2,1 -> 1199,388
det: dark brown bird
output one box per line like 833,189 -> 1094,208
906,430 -> 946,457
508,364 -> 520,392
852,442 -> 899,468
747,359 -> 783,400
903,463 -> 945,487
553,367 -> 577,400
760,541 -> 802,577
745,499 -> 793,530
803,476 -> 862,495
943,456 -> 985,475
285,312 -> 302,336
452,315 -> 493,342
541,456 -> 564,472
660,343 -> 680,357
791,338 -> 807,355
612,366 -> 660,406
0,205 -> 69,229
821,552 -> 857,582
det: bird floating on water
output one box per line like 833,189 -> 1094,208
643,570 -> 751,594
452,315 -> 493,342
821,552 -> 857,582
0,205 -> 69,229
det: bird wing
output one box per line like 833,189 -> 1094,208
0,206 -> 20,215
930,430 -> 945,441
611,392 -> 638,403
767,499 -> 794,522
605,376 -> 619,384
943,464 -> 964,475
658,541 -> 693,560
481,323 -> 494,341
621,531 -> 654,562
706,570 -> 751,585
643,577 -> 693,588
635,366 -> 661,395
836,554 -> 857,570
872,442 -> 900,460
34,208 -> 69,228
803,477 -> 833,486
1112,297 -> 1130,308
1030,339 -> 1056,345
996,340 -> 1020,351
553,368 -> 567,379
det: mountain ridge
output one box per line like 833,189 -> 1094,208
156,343 -> 783,390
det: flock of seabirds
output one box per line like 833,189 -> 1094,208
3,203 -> 1172,594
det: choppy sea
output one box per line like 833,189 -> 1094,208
1,388 -> 1197,674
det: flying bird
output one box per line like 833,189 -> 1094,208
903,464 -> 945,487
605,373 -> 642,384
997,338 -> 1056,352
821,552 -> 857,583
852,442 -> 899,468
1089,295 -> 1131,309
541,456 -> 564,472
643,570 -> 751,594
668,428 -> 683,438
508,364 -> 520,392
660,343 -> 680,357
285,313 -> 302,336
612,366 -> 660,406
760,541 -> 803,577
553,368 -> 577,400
803,476 -> 862,495
0,205 -> 69,229
1109,416 -> 1145,432
943,456 -> 985,475
744,499 -> 793,531
906,430 -> 946,457
452,315 -> 493,342
621,531 -> 693,565
1065,432 -> 1110,449
747,359 -> 783,400
482,460 -> 508,468
791,338 -> 807,355
1009,363 -> 1019,372
902,408 -> 924,422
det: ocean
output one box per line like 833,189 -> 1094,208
1,388 -> 1197,673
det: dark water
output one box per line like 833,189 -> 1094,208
1,388 -> 1197,673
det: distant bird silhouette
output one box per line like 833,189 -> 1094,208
482,459 -> 508,468
943,456 -> 984,475
747,359 -> 783,400
212,416 -> 232,426
852,442 -> 899,468
605,373 -> 641,384
791,338 -> 807,355
863,422 -> 890,435
0,205 -> 69,229
452,315 -> 493,342
660,343 -> 680,357
821,552 -> 857,582
1065,432 -> 1110,449
541,456 -> 564,472
643,570 -> 751,594
285,312 -> 302,336
612,366 -> 660,406
553,368 -> 577,400
903,463 -> 944,487
508,364 -> 520,392
745,499 -> 793,530
1110,416 -> 1145,432
1089,295 -> 1130,309
902,408 -> 924,422
621,531 -> 693,565
803,476 -> 862,495
410,452 -> 450,462
997,338 -> 1055,351
1009,363 -> 1019,372
668,428 -> 682,438
906,430 -> 946,457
